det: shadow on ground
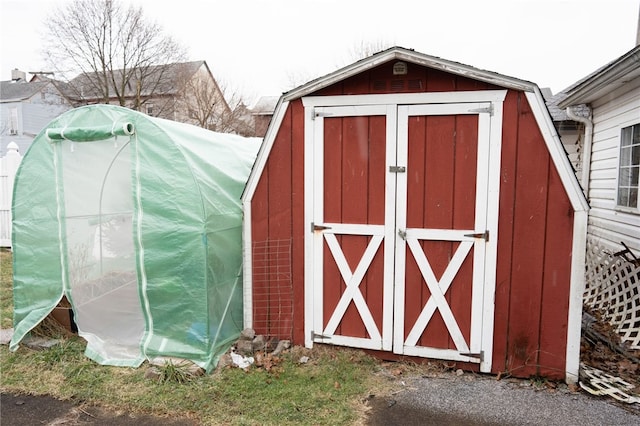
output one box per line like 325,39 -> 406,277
1,393 -> 196,425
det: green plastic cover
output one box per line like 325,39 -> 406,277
10,104 -> 261,372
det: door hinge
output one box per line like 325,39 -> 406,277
464,230 -> 489,242
389,165 -> 406,173
459,350 -> 484,361
469,105 -> 493,116
312,110 -> 331,120
311,222 -> 332,232
398,229 -> 407,240
311,331 -> 331,340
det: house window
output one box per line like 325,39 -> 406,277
9,107 -> 18,135
617,123 -> 640,210
146,103 -> 154,116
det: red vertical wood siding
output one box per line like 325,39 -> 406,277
251,101 -> 305,342
538,167 -> 573,378
322,116 -> 346,335
290,100 -> 306,344
405,115 -> 427,345
492,90 -> 519,374
507,94 -> 550,377
268,104 -> 294,338
421,115 -> 455,349
450,114 -> 478,350
492,93 -> 574,380
251,60 -> 575,380
321,115 -> 387,339
251,166 -> 270,334
405,113 -> 478,350
365,116 -> 388,335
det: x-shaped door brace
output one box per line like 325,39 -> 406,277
323,233 -> 384,341
404,237 -> 473,353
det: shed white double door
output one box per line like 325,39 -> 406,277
304,92 -> 504,372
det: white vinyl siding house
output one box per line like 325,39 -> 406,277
1,78 -> 71,155
1,75 -> 72,246
588,75 -> 640,252
558,45 -> 640,255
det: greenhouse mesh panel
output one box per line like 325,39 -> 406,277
252,239 -> 293,341
584,239 -> 640,349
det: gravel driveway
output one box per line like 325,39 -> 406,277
367,371 -> 640,425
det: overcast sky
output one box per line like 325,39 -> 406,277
1,0 -> 639,103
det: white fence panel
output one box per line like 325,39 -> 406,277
0,142 -> 22,247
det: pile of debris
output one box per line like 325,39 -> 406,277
218,328 -> 292,372
580,306 -> 640,404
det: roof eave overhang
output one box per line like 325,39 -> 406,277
558,47 -> 640,108
0,97 -> 29,103
282,48 -> 536,102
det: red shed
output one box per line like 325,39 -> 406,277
242,47 -> 588,383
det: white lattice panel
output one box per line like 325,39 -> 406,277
580,363 -> 640,404
584,239 -> 640,349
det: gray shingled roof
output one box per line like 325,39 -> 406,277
545,90 -> 591,122
545,91 -> 571,121
0,80 -> 51,101
68,60 -> 205,101
557,45 -> 640,108
251,96 -> 278,115
544,46 -> 640,122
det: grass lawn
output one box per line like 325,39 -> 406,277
0,249 -> 13,329
0,249 -> 405,425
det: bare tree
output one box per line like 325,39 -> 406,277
42,0 -> 186,109
174,65 -> 257,136
283,39 -> 397,91
215,80 -> 257,137
341,39 -> 396,64
173,63 -> 230,130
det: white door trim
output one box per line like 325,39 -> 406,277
404,237 -> 475,351
302,90 -> 507,107
305,104 -> 396,351
393,101 -> 501,372
303,92 -> 504,373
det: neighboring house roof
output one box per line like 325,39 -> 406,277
545,91 -> 570,121
557,45 -> 640,108
0,80 -> 52,102
1,77 -> 72,104
545,91 -> 591,122
539,87 -> 573,122
68,60 -> 207,101
251,96 -> 279,115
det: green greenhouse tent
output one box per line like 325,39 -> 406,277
10,104 -> 261,372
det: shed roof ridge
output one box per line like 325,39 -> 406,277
282,46 -> 537,101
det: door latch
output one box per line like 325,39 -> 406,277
464,230 -> 489,242
398,229 -> 407,240
389,165 -> 406,173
